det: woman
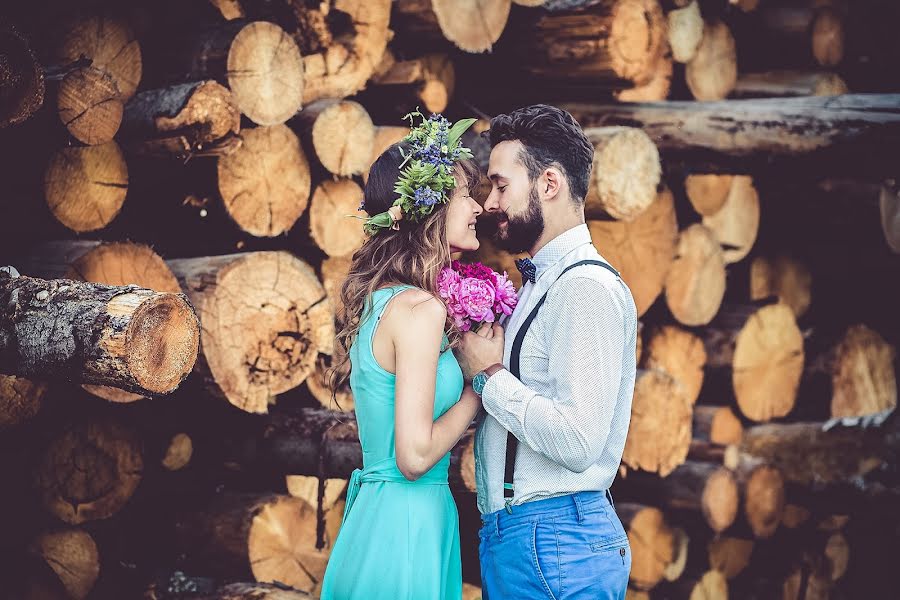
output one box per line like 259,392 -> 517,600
321,114 -> 483,599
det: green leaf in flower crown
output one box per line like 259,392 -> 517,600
448,118 -> 477,148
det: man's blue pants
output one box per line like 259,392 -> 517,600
479,491 -> 631,600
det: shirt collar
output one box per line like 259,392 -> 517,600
531,224 -> 592,280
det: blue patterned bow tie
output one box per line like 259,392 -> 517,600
515,258 -> 537,284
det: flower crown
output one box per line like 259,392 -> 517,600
363,110 -> 476,236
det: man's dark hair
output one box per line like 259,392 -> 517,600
487,104 -> 594,202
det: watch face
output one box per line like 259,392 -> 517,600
473,373 -> 487,394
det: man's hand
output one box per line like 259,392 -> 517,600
455,322 -> 505,381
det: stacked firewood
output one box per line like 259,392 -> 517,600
1,0 -> 898,599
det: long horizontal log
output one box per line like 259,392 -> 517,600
561,94 -> 900,176
0,269 -> 199,395
224,408 -> 476,493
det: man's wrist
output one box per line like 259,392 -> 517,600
483,363 -> 505,377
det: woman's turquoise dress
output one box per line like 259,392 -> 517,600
320,286 -> 465,600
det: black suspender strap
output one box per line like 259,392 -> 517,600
502,259 -> 620,512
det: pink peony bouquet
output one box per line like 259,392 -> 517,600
437,260 -> 518,332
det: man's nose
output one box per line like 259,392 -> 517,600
483,188 -> 500,212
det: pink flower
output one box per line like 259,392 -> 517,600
458,277 -> 496,323
492,271 -> 518,316
437,267 -> 460,302
438,261 -> 519,332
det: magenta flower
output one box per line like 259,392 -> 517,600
459,278 -> 496,323
492,271 -> 518,316
437,261 -> 519,332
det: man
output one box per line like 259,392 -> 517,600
456,105 -> 638,600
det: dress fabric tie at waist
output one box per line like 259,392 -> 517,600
342,457 -> 450,522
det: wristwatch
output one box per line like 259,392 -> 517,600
472,363 -> 505,396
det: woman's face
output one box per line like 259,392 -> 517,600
446,173 -> 483,253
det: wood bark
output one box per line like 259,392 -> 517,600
0,270 -> 199,395
394,0 -> 511,53
43,142 -> 129,233
733,70 -> 849,98
121,80 -> 241,158
617,502 -> 675,591
217,124 -> 311,237
308,180 -> 367,258
559,94 -> 900,177
175,493 -> 329,595
0,25 -> 44,128
175,21 -> 303,126
664,224 -> 726,326
28,529 -> 100,600
616,461 -> 739,532
56,66 -> 122,145
293,99 -> 375,177
506,0 -> 667,87
642,324 -> 707,405
622,369 -> 692,476
588,188 -> 677,315
584,127 -> 661,220
700,302 -> 805,422
165,252 -> 333,414
16,240 -> 183,403
35,418 -> 143,524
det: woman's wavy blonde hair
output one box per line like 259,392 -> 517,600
328,143 -> 480,398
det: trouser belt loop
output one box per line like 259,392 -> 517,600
573,493 -> 585,524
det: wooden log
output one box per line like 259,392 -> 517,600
617,502 -> 674,591
370,51 -> 455,114
880,181 -> 900,253
781,503 -> 812,529
685,174 -> 731,217
55,15 -> 141,102
614,49 -> 673,102
507,0 -> 667,87
664,224 -> 726,327
708,535 -> 753,579
617,461 -> 739,532
588,187 -> 677,315
782,563 -> 832,600
306,354 -> 354,412
693,406 -> 742,445
750,255 -> 812,319
0,374 -> 46,427
643,324 -> 706,405
308,180 -> 367,258
166,252 -> 332,413
660,569 -> 728,600
686,439 -> 739,465
217,124 -> 311,237
56,66 -> 122,145
0,271 -> 199,395
667,0 -> 703,63
811,6 -> 844,67
15,240 -> 184,402
293,100 -> 375,177
663,526 -> 690,582
584,127 -> 661,221
701,175 -> 760,264
733,70 -> 848,98
686,19 -> 737,101
187,582 -> 313,599
299,0 -> 391,103
804,324 -> 897,419
208,0 -> 246,20
28,529 -> 100,600
178,21 -> 303,125
622,369 -> 692,476
43,142 -> 129,233
320,254 -> 352,323
36,418 -> 143,524
394,0 -> 511,53
559,94 -> 900,177
0,25 -> 44,128
120,81 -> 240,158
161,432 -> 194,471
732,455 -> 786,539
701,302 -> 805,422
175,493 -> 329,595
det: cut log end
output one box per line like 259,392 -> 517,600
431,0 -> 512,53
587,127 -> 661,221
36,419 -> 143,524
708,536 -> 753,579
29,529 -> 100,600
694,406 -> 743,445
741,462 -> 786,539
685,174 -> 733,217
227,22 -> 304,125
588,187 -> 677,316
750,256 -> 812,319
665,224 -> 726,327
615,52 -> 673,102
43,142 -> 129,233
733,304 -> 804,422
57,15 -> 142,101
0,26 -> 45,127
309,180 -> 367,258
689,570 -> 728,600
609,0 -> 667,83
686,20 -> 737,101
308,100 -> 375,176
702,467 -> 740,533
702,175 -> 760,264
830,325 -> 897,419
643,324 -> 707,405
218,124 -> 311,237
812,8 -> 844,67
162,433 -> 194,471
623,369 -> 692,476
668,1 -> 703,63
0,375 -> 46,427
57,66 -> 123,145
307,355 -> 354,412
619,503 -> 675,591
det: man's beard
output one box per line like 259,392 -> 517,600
494,183 -> 544,255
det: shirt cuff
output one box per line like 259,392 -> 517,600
481,368 -> 530,441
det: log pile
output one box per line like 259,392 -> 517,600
0,0 -> 897,598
